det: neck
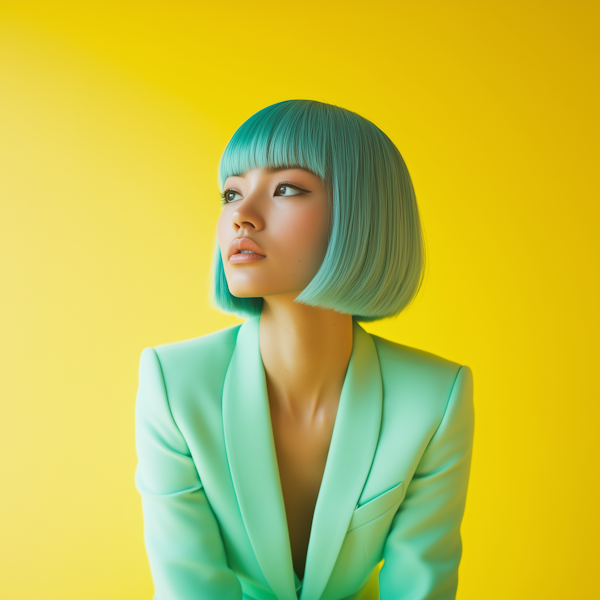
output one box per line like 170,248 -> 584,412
259,292 -> 353,419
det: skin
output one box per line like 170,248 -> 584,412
217,167 -> 353,579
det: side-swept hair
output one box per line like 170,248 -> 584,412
210,99 -> 425,323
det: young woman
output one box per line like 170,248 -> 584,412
135,99 -> 475,600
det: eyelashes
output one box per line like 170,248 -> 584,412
219,189 -> 238,206
219,181 -> 310,206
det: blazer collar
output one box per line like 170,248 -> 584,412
223,315 -> 383,600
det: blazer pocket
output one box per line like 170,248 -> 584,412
348,481 -> 405,532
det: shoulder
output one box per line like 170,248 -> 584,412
153,323 -> 241,359
150,323 -> 242,394
371,332 -> 461,376
368,332 -> 469,422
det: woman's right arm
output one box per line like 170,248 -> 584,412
135,347 -> 242,600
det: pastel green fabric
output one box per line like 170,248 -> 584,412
134,317 -> 474,600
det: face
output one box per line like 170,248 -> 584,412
217,167 -> 331,301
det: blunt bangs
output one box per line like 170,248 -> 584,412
210,99 -> 425,323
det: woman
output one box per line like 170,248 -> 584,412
135,99 -> 475,600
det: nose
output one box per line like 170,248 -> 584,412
231,191 -> 265,233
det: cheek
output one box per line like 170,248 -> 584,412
284,207 -> 329,254
216,213 -> 229,254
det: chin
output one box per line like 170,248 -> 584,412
227,285 -> 265,298
227,284 -> 300,299
226,276 -> 309,300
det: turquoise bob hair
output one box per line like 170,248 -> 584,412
210,99 -> 425,323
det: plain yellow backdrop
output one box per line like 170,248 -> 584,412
1,1 -> 598,599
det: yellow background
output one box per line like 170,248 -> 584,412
1,1 -> 598,599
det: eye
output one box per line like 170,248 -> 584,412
274,182 -> 308,197
220,188 -> 242,205
220,181 -> 310,206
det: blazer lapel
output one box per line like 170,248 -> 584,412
222,316 -> 297,600
223,316 -> 383,600
300,319 -> 383,600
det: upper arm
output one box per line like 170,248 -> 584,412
135,347 -> 242,600
379,365 -> 475,600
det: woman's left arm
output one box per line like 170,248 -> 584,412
379,365 -> 475,600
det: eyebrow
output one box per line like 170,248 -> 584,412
228,165 -> 308,178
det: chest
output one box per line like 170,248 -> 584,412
269,407 -> 337,580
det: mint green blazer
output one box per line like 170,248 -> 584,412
134,317 -> 474,600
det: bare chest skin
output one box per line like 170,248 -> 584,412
269,394 -> 339,581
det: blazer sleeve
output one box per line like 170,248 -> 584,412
379,365 -> 475,600
134,347 -> 243,600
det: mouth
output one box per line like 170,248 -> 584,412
228,237 -> 267,263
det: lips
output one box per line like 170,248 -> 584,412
228,237 -> 266,259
